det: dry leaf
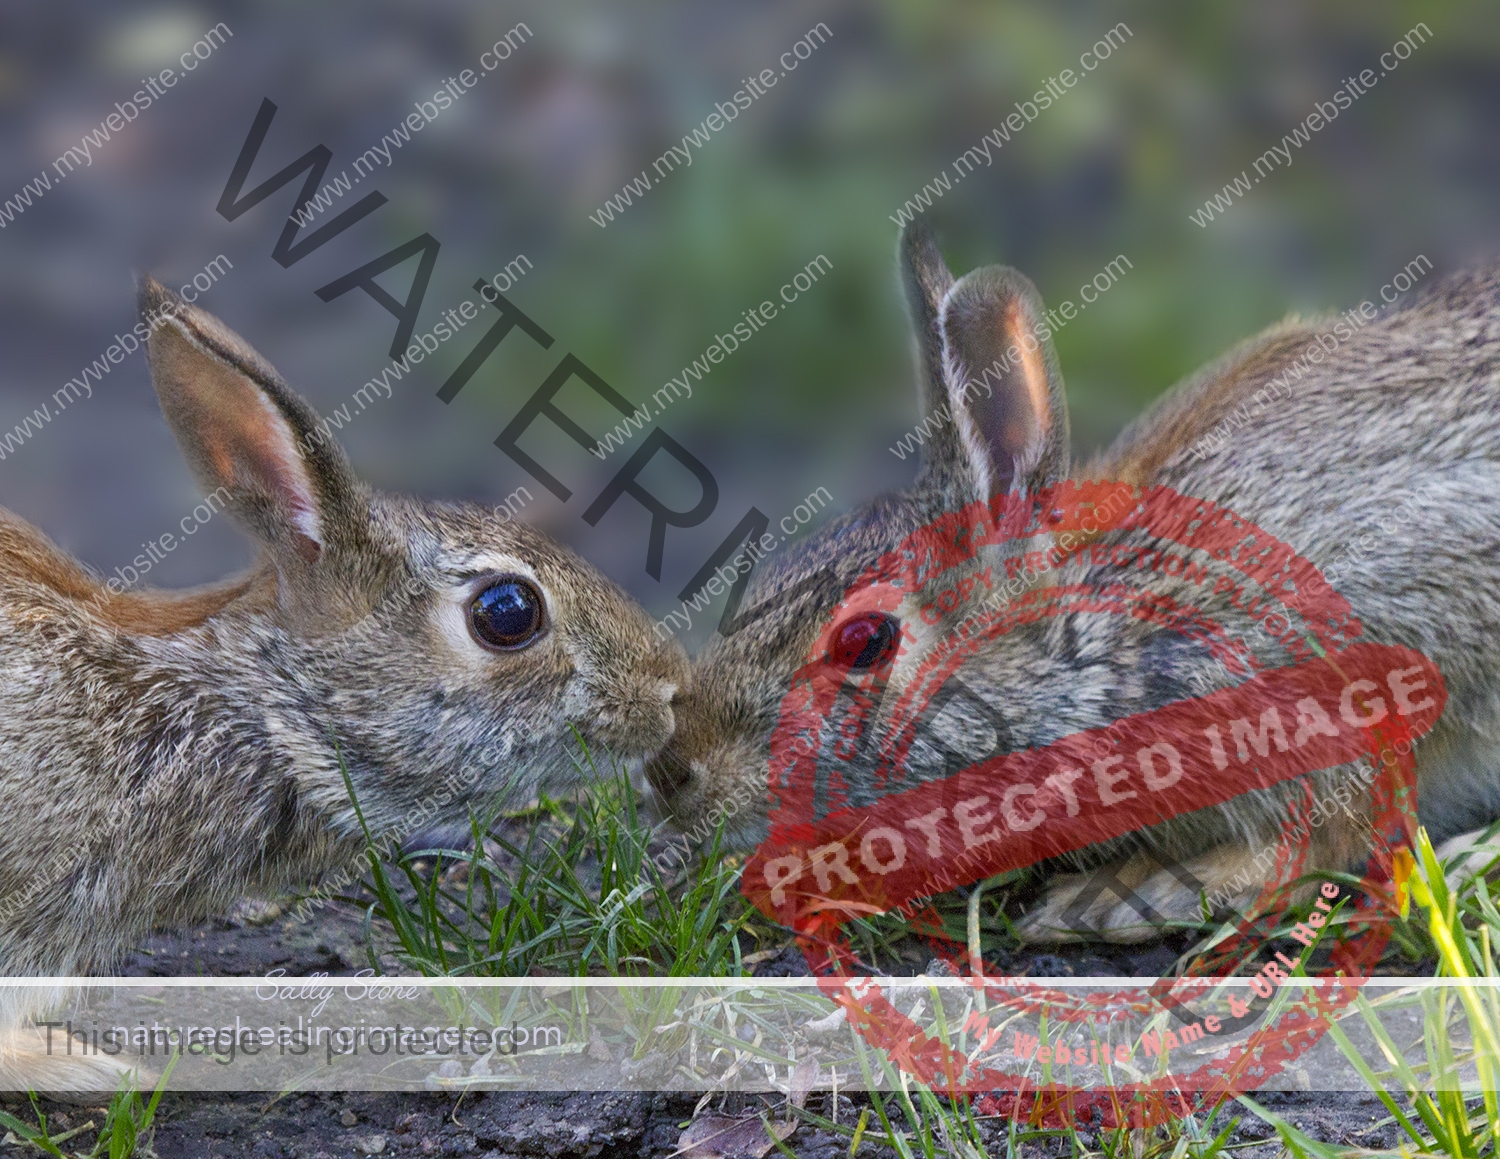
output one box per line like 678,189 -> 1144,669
803,1006 -> 847,1035
675,1114 -> 795,1159
789,1056 -> 819,1108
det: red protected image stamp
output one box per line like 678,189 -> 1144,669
744,480 -> 1444,1128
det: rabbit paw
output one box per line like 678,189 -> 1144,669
1015,846 -> 1264,945
0,1026 -> 156,1098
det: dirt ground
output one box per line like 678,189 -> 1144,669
0,899 -> 1414,1157
5,1088 -> 780,1159
1,1086 -> 1405,1158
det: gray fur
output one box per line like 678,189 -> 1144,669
651,228 -> 1500,944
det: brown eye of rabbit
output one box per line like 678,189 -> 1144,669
469,577 -> 546,651
828,613 -> 900,670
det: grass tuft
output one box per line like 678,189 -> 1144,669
334,743 -> 1500,1157
343,756 -> 761,978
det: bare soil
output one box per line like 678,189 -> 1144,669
0,898 -> 1413,1157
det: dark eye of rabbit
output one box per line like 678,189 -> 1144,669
828,613 -> 900,670
469,577 -> 546,650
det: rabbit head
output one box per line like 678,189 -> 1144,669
138,278 -> 687,834
647,225 -> 1189,851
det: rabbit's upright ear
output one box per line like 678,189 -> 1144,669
927,255 -> 1070,502
899,222 -> 960,474
139,276 -> 369,574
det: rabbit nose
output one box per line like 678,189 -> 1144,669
645,745 -> 694,799
588,674 -> 679,755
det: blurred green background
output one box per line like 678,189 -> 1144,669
0,0 -> 1495,635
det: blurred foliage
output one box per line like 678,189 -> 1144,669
522,0 -> 1500,459
0,0 -> 1496,602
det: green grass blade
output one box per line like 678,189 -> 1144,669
0,1107 -> 67,1158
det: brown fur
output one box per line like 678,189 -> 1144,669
1100,324 -> 1321,486
0,279 -> 687,1089
0,508 -> 273,634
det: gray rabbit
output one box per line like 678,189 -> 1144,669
648,223 -> 1500,945
0,280 -> 686,1089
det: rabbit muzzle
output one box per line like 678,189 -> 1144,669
645,744 -> 694,799
642,689 -> 771,851
581,682 -> 680,756
567,633 -> 690,762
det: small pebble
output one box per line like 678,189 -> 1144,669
341,1109 -> 359,1127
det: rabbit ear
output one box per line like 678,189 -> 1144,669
139,276 -> 367,571
936,265 -> 1071,500
899,222 -> 958,467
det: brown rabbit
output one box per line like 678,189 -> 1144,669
648,222 -> 1500,946
0,278 -> 687,1089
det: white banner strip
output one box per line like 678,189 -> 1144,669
0,976 -> 1483,1094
